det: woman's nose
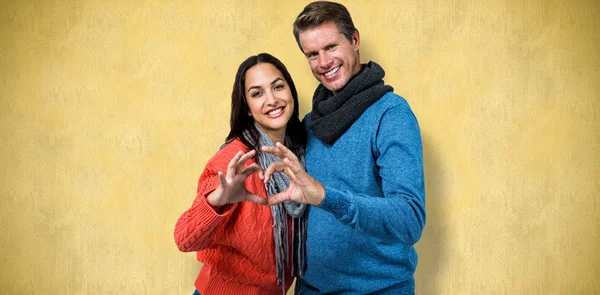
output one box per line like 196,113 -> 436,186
265,91 -> 278,105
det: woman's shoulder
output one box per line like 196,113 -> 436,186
206,138 -> 251,168
220,137 -> 250,151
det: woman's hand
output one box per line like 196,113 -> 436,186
206,150 -> 268,207
261,142 -> 325,206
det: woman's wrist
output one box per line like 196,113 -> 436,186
206,189 -> 225,208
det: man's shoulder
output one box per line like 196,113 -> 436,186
302,112 -> 312,123
302,112 -> 312,130
369,92 -> 419,125
376,91 -> 411,110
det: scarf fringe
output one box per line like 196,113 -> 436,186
243,127 -> 307,294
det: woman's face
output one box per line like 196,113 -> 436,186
244,63 -> 294,142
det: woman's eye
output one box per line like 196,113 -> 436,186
274,84 -> 284,90
251,91 -> 262,98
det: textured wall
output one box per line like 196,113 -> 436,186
1,0 -> 598,294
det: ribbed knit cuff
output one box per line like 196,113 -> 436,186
198,194 -> 235,219
318,186 -> 352,223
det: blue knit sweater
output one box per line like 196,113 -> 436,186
300,92 -> 425,294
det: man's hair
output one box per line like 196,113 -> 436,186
293,1 -> 357,51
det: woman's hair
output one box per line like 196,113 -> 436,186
226,53 -> 307,152
293,1 -> 357,51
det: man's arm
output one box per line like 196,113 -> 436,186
317,104 -> 426,245
263,105 -> 425,245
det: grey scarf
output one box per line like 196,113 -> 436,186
243,126 -> 307,294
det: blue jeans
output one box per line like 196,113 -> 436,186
192,290 -> 200,295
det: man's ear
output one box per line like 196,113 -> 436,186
352,29 -> 360,50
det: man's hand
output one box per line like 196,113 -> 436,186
206,150 -> 268,207
261,142 -> 325,206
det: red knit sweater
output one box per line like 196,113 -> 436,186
174,138 -> 293,295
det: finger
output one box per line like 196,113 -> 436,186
241,163 -> 263,178
275,142 -> 299,162
283,157 -> 304,176
236,150 -> 256,173
283,163 -> 297,181
261,146 -> 285,158
217,171 -> 228,186
266,192 -> 293,206
246,193 -> 268,205
263,162 -> 287,184
227,151 -> 243,179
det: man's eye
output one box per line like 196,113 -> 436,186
307,52 -> 318,59
326,45 -> 336,50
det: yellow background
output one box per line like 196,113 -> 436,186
1,0 -> 598,294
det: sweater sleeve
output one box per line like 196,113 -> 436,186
318,104 -> 426,245
173,158 -> 239,252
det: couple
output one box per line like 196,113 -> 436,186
174,1 -> 426,294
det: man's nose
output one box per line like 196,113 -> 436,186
318,53 -> 332,69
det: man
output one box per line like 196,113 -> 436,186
262,1 -> 425,294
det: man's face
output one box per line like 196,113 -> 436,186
298,22 -> 361,94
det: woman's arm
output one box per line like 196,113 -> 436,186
174,149 -> 266,252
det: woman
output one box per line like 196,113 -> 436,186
174,53 -> 307,295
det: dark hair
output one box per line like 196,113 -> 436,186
226,53 -> 306,153
293,1 -> 357,51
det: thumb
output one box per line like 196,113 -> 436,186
267,192 -> 291,206
246,193 -> 268,205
